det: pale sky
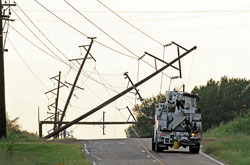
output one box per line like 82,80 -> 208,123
4,0 -> 250,139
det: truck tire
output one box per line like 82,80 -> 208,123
155,142 -> 164,152
189,143 -> 200,154
152,137 -> 155,151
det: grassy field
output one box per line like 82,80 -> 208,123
202,112 -> 250,165
0,115 -> 90,165
0,142 -> 91,165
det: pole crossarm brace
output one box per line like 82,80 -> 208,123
44,85 -> 66,95
43,45 -> 196,139
126,106 -> 136,122
144,52 -> 179,71
65,81 -> 84,90
58,37 -> 95,129
124,72 -> 143,101
172,41 -> 188,51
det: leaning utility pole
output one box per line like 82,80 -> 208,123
57,37 -> 95,129
0,0 -> 16,139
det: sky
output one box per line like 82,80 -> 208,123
3,0 -> 250,139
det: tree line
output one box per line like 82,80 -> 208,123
126,76 -> 250,137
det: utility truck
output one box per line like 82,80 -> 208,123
152,89 -> 202,153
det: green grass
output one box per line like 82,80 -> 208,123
202,111 -> 250,165
203,136 -> 250,165
204,113 -> 250,138
0,142 -> 91,165
0,114 -> 90,164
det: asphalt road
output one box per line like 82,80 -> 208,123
75,138 -> 223,165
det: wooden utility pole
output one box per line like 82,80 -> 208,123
54,71 -> 61,138
103,111 -> 105,135
58,37 -> 95,129
0,0 -> 7,139
0,0 -> 16,139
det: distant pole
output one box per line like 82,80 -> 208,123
103,111 -> 105,135
0,0 -> 7,139
54,71 -> 61,138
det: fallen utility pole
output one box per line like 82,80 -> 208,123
39,120 -> 153,138
43,45 -> 196,139
58,37 -> 95,129
40,121 -> 153,125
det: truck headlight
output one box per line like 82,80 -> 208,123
191,133 -> 196,137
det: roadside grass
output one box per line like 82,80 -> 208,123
0,142 -> 91,165
0,114 -> 90,165
203,136 -> 250,165
202,112 -> 250,165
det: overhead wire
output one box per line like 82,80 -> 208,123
13,8 -> 250,13
64,0 -> 140,58
9,25 -> 69,65
64,0 -> 171,79
15,3 -> 71,64
160,46 -> 166,93
11,8 -> 69,66
10,23 -> 125,95
34,0 -> 137,61
8,38 -> 49,90
186,50 -> 196,91
34,0 -> 171,80
95,0 -> 164,46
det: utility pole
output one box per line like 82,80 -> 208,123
43,71 -> 68,138
54,71 -> 61,138
0,0 -> 15,139
58,37 -> 95,129
103,111 -> 105,135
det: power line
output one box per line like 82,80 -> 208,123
12,9 -> 250,13
64,0 -> 139,58
34,0 -> 171,80
96,0 -> 164,46
11,9 -> 69,66
9,25 -> 69,64
8,38 -> 49,90
34,0 -> 137,60
64,0 -> 171,79
160,46 -> 166,93
15,3 -> 71,63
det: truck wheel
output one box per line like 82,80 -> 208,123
189,143 -> 200,154
155,142 -> 163,152
152,141 -> 155,151
155,142 -> 159,152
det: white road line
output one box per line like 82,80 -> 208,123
141,150 -> 145,152
147,155 -> 151,158
152,159 -> 157,163
200,151 -> 224,165
92,162 -> 96,165
92,154 -> 101,160
84,143 -> 90,155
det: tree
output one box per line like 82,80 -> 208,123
192,76 -> 250,131
125,94 -> 165,138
